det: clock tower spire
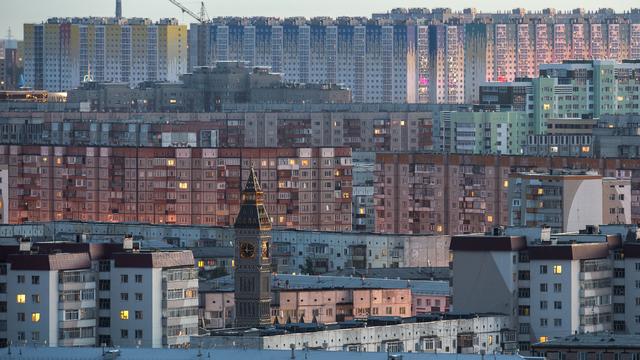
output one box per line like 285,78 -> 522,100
234,167 -> 272,328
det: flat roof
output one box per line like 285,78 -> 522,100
533,334 -> 640,349
0,347 -> 526,360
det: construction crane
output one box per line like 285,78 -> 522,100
168,0 -> 209,23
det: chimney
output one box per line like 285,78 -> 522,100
123,234 -> 133,251
18,237 -> 32,252
116,0 -> 122,19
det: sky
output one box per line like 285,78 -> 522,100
1,0 -> 639,40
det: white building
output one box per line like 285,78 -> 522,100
450,224 -> 640,353
1,240 -> 197,348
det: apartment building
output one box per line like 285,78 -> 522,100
480,60 -> 640,134
450,224 -> 640,353
202,314 -> 515,353
23,17 -> 187,91
0,104 -> 467,151
447,111 -> 529,155
1,239 -> 197,348
67,63 -> 351,112
374,153 -> 640,235
0,221 -> 451,275
188,11 -> 640,104
508,171 -> 631,232
199,274 -> 450,330
0,146 -> 352,231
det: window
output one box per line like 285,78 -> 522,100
121,293 -> 128,301
32,294 -> 40,303
540,301 -> 548,310
17,275 -> 25,283
99,317 -> 111,327
121,329 -> 129,339
386,307 -> 392,315
32,276 -> 40,284
65,310 -> 79,320
135,311 -> 143,320
540,265 -> 548,274
120,310 -> 129,320
184,289 -> 197,299
539,336 -> 549,343
135,275 -> 143,283
99,280 -> 110,291
16,294 -> 26,304
135,330 -> 143,339
99,261 -> 111,272
554,283 -> 562,292
540,283 -> 548,292
135,293 -> 143,301
99,299 -> 111,310
32,331 -> 40,341
540,318 -> 548,327
554,301 -> 562,309
121,275 -> 128,283
178,182 -> 188,189
17,312 -> 25,321
31,313 -> 41,322
399,307 -> 406,315
553,265 -> 562,275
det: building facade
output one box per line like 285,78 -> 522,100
1,240 -> 197,348
0,146 -> 352,231
374,153 -> 640,235
508,171 -> 631,232
189,12 -> 640,104
450,224 -> 640,352
23,18 -> 187,91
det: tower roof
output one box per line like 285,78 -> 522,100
234,167 -> 272,230
244,167 -> 262,193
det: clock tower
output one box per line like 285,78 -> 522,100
234,167 -> 272,328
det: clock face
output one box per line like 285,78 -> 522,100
240,242 -> 256,259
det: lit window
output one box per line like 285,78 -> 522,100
335,170 -> 341,176
279,216 -> 285,223
342,192 -> 350,199
358,208 -> 365,215
550,146 -> 559,153
581,146 -> 590,153
169,99 -> 177,104
543,104 -> 551,110
31,313 -> 41,322
166,159 -> 175,166
120,310 -> 129,320
231,259 -> 235,267
288,159 -> 296,166
488,335 -> 493,345
374,129 -> 381,135
301,160 -> 309,166
539,336 -> 549,343
197,260 -> 204,268
537,188 -> 544,195
487,215 -> 494,223
178,182 -> 188,190
617,96 -> 624,101
436,225 -> 443,233
503,180 -> 509,188
16,294 -> 26,304
553,265 -> 562,275
400,120 -> 406,126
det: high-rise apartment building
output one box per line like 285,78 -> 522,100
1,240 -> 197,348
0,145 -> 352,231
189,11 -> 640,104
23,18 -> 187,91
508,171 -> 631,232
374,153 -> 640,235
450,224 -> 640,352
480,60 -> 640,132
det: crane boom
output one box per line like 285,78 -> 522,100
168,0 -> 208,23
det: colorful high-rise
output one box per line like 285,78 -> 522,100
23,18 -> 187,91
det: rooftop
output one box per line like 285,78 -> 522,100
0,347 -> 529,360
532,334 -> 640,349
201,274 -> 450,296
